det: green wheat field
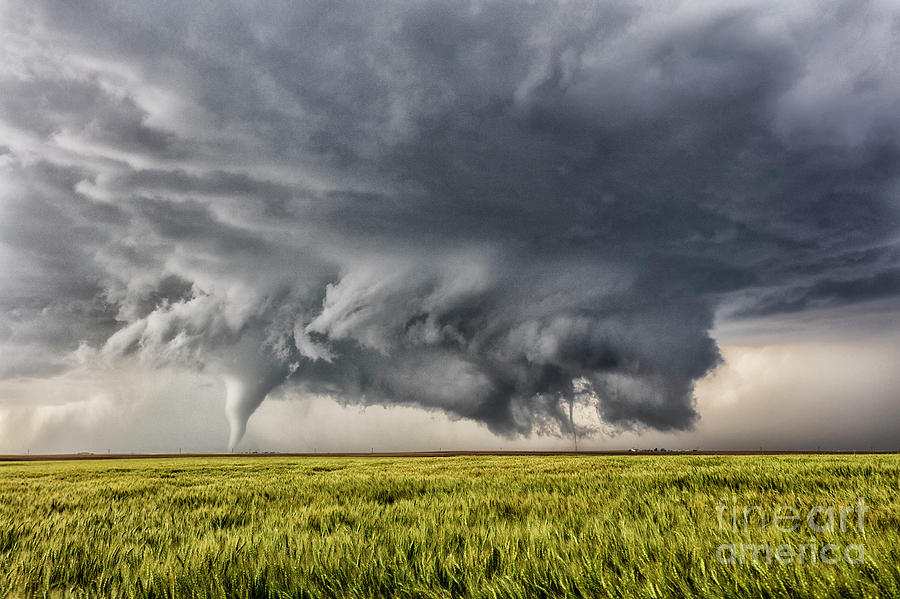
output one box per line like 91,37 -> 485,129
0,455 -> 898,598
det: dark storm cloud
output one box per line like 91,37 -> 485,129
1,1 -> 899,445
738,268 -> 900,317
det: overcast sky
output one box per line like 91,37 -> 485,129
1,1 -> 899,453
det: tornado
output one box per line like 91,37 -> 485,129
223,372 -> 283,451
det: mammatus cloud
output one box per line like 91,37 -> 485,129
1,1 -> 899,448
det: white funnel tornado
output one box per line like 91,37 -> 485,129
221,339 -> 288,450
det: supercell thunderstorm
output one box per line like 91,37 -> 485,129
1,1 -> 899,447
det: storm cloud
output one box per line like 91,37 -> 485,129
1,1 -> 899,447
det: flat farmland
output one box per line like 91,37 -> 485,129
0,455 -> 898,598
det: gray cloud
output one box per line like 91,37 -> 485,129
1,0 -> 899,447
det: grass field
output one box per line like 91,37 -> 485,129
0,455 -> 898,598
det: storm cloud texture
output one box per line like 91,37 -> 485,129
1,1 -> 899,448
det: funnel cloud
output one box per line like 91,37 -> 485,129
1,1 -> 900,448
